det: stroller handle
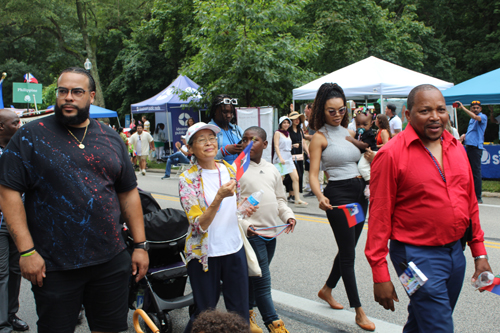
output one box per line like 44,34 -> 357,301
133,309 -> 160,333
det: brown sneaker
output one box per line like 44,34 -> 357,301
249,310 -> 263,333
268,319 -> 289,333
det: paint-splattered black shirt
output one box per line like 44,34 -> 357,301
0,116 -> 137,271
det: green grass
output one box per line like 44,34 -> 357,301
483,180 -> 500,193
146,161 -> 166,170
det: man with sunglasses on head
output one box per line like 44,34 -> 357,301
208,94 -> 244,164
0,67 -> 149,333
457,100 -> 487,203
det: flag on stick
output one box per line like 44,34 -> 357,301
234,139 -> 254,181
481,275 -> 500,295
337,203 -> 365,228
23,73 -> 38,84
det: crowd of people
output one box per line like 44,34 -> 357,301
0,66 -> 494,333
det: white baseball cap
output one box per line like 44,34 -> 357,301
279,116 -> 291,126
185,122 -> 221,144
181,135 -> 186,139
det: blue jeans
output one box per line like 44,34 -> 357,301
389,240 -> 465,333
248,236 -> 279,326
163,152 -> 190,177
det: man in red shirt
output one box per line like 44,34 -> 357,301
365,84 -> 492,332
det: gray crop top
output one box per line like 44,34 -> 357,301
319,124 -> 361,181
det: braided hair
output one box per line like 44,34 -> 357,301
209,94 -> 235,120
309,83 -> 348,130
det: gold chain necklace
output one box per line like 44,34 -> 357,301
66,124 -> 89,149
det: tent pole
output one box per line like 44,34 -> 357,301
293,100 -> 295,112
166,109 -> 172,155
380,94 -> 384,114
199,109 -> 201,123
116,117 -> 121,127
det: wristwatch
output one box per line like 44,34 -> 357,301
474,255 -> 488,261
134,241 -> 150,251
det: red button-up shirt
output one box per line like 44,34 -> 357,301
365,123 -> 486,283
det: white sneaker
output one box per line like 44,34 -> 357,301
141,169 -> 146,175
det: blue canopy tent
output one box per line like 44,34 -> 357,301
443,68 -> 500,105
48,104 -> 120,125
131,75 -> 202,154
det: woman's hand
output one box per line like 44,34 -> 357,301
318,195 -> 332,211
175,141 -> 181,150
279,157 -> 285,165
217,180 -> 236,199
226,144 -> 243,155
364,147 -> 376,163
292,143 -> 300,148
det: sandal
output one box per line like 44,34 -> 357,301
295,201 -> 308,207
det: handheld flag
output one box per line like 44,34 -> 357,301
481,274 -> 500,295
23,73 -> 38,84
234,139 -> 254,181
337,203 -> 365,228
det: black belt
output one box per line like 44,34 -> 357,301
439,240 -> 458,248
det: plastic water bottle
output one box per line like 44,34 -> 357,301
136,288 -> 145,309
237,190 -> 263,219
471,271 -> 495,289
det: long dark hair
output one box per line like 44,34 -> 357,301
309,83 -> 348,130
376,114 -> 390,132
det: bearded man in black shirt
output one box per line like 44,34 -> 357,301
0,68 -> 149,333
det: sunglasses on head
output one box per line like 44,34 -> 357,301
471,101 -> 481,105
216,98 -> 238,106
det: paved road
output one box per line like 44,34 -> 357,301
15,169 -> 500,332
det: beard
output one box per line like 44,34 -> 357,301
54,102 -> 90,126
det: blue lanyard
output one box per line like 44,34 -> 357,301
250,224 -> 291,241
423,145 -> 446,183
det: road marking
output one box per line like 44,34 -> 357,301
272,289 -> 404,333
479,203 -> 500,208
151,194 -> 499,249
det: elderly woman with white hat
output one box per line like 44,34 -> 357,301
178,122 -> 257,333
272,116 -> 308,207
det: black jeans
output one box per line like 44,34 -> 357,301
323,177 -> 367,308
0,225 -> 21,333
466,145 -> 482,200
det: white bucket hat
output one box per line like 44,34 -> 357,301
185,122 -> 221,145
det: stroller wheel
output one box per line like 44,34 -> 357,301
145,312 -> 172,333
144,313 -> 161,333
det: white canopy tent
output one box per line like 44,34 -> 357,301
293,56 -> 454,112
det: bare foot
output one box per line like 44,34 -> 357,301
355,307 -> 375,331
317,289 -> 343,309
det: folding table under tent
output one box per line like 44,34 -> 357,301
131,75 -> 202,154
292,56 -> 454,112
442,68 -> 500,106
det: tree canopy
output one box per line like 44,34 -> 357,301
1,0 -> 499,122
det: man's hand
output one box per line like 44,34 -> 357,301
20,252 -> 46,287
175,141 -> 181,150
456,101 -> 464,109
131,249 -> 149,282
226,144 -> 243,155
471,258 -> 492,286
243,204 -> 258,218
285,218 -> 296,234
374,281 -> 399,311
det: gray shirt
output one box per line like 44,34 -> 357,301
319,124 -> 361,181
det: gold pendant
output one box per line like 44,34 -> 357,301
79,144 -> 85,149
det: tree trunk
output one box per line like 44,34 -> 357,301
75,0 -> 105,107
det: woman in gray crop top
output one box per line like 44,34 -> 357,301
308,83 -> 375,331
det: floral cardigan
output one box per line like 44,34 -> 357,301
178,160 -> 241,272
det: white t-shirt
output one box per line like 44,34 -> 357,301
130,132 -> 154,156
389,115 -> 402,135
202,167 -> 242,257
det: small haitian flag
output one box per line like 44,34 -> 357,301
481,274 -> 500,295
338,203 -> 365,228
234,140 -> 254,181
